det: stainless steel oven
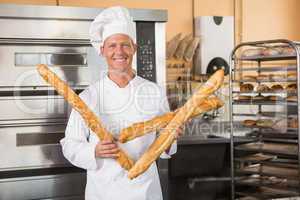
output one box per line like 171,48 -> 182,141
0,4 -> 167,200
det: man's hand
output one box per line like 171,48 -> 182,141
175,125 -> 185,139
95,140 -> 120,158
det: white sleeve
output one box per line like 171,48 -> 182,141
60,109 -> 103,170
158,86 -> 177,159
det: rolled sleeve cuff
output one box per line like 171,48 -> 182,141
160,140 -> 177,159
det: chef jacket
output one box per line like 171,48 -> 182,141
60,74 -> 177,200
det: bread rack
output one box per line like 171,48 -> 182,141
229,39 -> 300,199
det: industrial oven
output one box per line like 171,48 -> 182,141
0,4 -> 167,200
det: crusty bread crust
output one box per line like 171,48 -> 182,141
119,96 -> 224,143
128,69 -> 224,179
37,64 -> 134,170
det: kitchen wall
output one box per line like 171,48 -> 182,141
194,0 -> 234,16
0,0 -> 299,42
58,0 -> 193,41
194,0 -> 300,42
0,0 -> 56,5
0,0 -> 194,41
241,0 -> 300,41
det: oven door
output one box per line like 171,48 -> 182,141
0,95 -> 72,125
0,39 -> 106,88
0,124 -> 69,170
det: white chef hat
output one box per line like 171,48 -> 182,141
89,6 -> 136,55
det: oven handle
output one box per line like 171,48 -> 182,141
0,121 -> 67,128
0,38 -> 91,46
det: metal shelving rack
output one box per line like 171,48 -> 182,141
229,39 -> 300,199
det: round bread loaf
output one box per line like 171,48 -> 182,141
256,119 -> 274,128
286,95 -> 297,102
240,83 -> 254,92
256,84 -> 270,92
270,84 -> 284,92
243,119 -> 256,127
253,95 -> 265,101
286,83 -> 297,92
257,74 -> 269,81
242,75 -> 257,82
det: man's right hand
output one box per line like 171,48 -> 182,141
95,140 -> 120,158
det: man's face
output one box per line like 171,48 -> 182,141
101,34 -> 136,74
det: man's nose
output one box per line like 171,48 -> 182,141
115,45 -> 125,53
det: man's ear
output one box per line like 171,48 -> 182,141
100,46 -> 104,55
133,43 -> 137,53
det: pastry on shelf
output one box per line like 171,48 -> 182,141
288,118 -> 298,128
285,83 -> 297,93
261,47 -> 282,56
242,75 -> 257,82
256,74 -> 269,81
256,84 -> 271,92
240,83 -> 254,92
243,119 -> 256,127
237,95 -> 252,101
256,119 -> 274,128
268,95 -> 284,101
281,46 -> 296,56
270,84 -> 284,92
286,95 -> 297,102
287,72 -> 297,80
252,94 -> 266,101
241,48 -> 263,57
269,74 -> 285,81
272,118 -> 288,133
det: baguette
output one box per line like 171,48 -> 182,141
128,69 -> 224,179
37,64 -> 134,170
119,96 -> 223,143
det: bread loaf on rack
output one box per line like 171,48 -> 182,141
119,96 -> 224,143
37,64 -> 134,170
127,69 -> 224,179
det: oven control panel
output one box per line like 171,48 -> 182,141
136,22 -> 156,82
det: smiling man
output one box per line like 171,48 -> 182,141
60,6 -> 180,200
101,34 -> 136,87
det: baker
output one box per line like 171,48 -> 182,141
60,6 -> 182,200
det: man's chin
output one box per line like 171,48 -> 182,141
109,67 -> 132,75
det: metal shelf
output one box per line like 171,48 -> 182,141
238,54 -> 296,61
233,112 -> 298,118
232,91 -> 297,95
230,39 -> 300,200
235,142 -> 298,156
233,100 -> 298,106
233,79 -> 297,83
233,65 -> 297,72
236,186 -> 299,199
236,176 -> 299,189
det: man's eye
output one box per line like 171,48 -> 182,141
122,43 -> 131,48
108,44 -> 116,48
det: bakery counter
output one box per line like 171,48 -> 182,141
178,135 -> 230,145
166,136 -> 231,200
157,119 -> 252,200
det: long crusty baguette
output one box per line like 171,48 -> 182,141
37,64 -> 134,170
128,69 -> 224,179
119,96 -> 224,143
